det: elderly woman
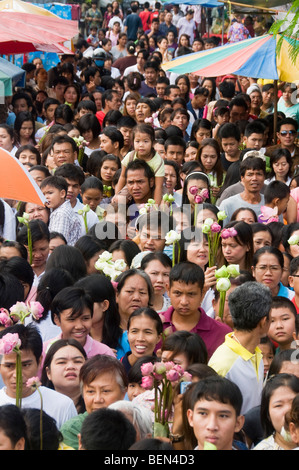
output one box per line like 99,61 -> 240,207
60,355 -> 128,449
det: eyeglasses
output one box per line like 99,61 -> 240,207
280,130 -> 297,136
255,265 -> 281,272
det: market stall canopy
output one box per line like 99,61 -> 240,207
0,56 -> 25,96
163,0 -> 223,6
0,10 -> 78,54
162,33 -> 299,82
0,148 -> 47,205
0,0 -> 59,16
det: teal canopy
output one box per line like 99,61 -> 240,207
0,56 -> 25,96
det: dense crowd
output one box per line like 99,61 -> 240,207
0,0 -> 298,451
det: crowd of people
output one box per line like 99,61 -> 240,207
0,0 -> 298,452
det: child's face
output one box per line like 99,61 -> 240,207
220,137 -> 240,158
216,112 -> 230,125
259,342 -> 275,378
161,350 -> 189,370
134,131 -> 153,159
53,307 -> 92,347
127,382 -> 145,401
65,178 -> 81,205
187,398 -> 244,450
276,195 -> 290,216
42,184 -> 66,210
45,104 -> 58,123
81,188 -> 103,211
268,307 -> 296,349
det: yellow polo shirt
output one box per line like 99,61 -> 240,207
208,333 -> 264,415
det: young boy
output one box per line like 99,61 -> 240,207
187,376 -> 245,450
55,164 -> 99,235
218,122 -> 241,171
0,323 -> 77,429
40,175 -> 82,246
164,135 -> 186,167
158,262 -> 231,359
258,180 -> 290,224
268,296 -> 297,352
243,121 -> 266,151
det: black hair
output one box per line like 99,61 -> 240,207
109,239 -> 141,267
80,175 -> 103,194
46,245 -> 87,282
40,175 -> 68,194
51,286 -> 93,323
189,375 -> 243,417
264,180 -> 290,204
54,163 -> 85,186
17,219 -> 50,245
0,405 -> 28,449
169,261 -> 205,290
36,268 -> 74,319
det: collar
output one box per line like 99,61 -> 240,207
225,332 -> 262,361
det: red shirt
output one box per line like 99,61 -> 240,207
292,296 -> 299,314
157,306 -> 232,360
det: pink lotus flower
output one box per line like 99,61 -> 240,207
0,309 -> 13,328
201,188 -> 209,200
0,333 -> 21,355
194,194 -> 203,204
29,302 -> 44,321
141,375 -> 154,389
26,377 -> 41,388
166,369 -> 180,382
210,222 -> 221,233
221,227 -> 238,239
189,185 -> 199,195
141,362 -> 154,376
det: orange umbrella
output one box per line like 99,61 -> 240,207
0,148 -> 47,205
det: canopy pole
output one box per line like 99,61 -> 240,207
273,79 -> 278,145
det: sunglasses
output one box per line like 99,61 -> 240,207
280,130 -> 297,136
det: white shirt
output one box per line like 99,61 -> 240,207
73,199 -> 99,236
0,386 -> 77,429
1,199 -> 16,241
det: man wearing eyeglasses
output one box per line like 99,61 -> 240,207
266,117 -> 299,172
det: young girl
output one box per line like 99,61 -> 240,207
0,123 -> 17,155
16,219 -> 50,286
197,138 -> 224,204
14,111 -> 36,148
75,273 -> 125,358
120,307 -> 163,375
140,252 -> 172,313
218,220 -> 254,272
78,113 -> 102,157
181,171 -> 211,219
114,123 -> 165,205
254,374 -> 299,450
41,338 -> 87,413
184,141 -> 199,162
98,153 -> 121,202
81,175 -> 103,213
